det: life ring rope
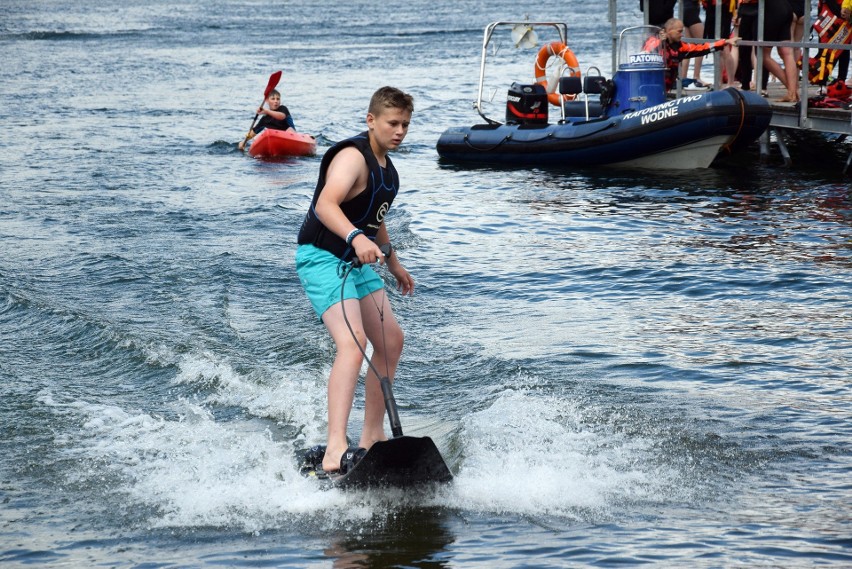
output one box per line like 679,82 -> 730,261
534,41 -> 582,106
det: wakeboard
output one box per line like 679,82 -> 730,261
297,436 -> 453,490
299,266 -> 453,491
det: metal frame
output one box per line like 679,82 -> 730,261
474,21 -> 568,124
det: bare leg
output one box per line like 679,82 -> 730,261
690,22 -> 705,80
762,46 -> 789,89
779,46 -> 798,101
320,299 -> 366,472
358,290 -> 404,449
679,22 -> 706,82
762,46 -> 798,101
724,46 -> 738,88
791,15 -> 805,64
724,26 -> 741,88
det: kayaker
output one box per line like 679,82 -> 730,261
295,86 -> 415,475
237,89 -> 295,150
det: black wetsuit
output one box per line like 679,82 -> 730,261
702,0 -> 734,40
297,132 -> 399,260
683,0 -> 702,27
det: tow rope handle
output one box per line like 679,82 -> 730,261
349,243 -> 392,268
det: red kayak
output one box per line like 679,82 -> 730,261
248,128 -> 317,158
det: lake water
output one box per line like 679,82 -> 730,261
2,1 -> 851,567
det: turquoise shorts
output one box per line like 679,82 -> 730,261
295,244 -> 384,320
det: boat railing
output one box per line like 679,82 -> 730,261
475,21 -> 568,124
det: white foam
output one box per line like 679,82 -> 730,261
38,392 -> 373,531
36,357 -> 681,530
172,352 -> 327,444
447,390 -> 672,518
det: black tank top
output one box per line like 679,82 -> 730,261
297,132 -> 399,260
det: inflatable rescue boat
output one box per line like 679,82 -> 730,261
436,24 -> 772,169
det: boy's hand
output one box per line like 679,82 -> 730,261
388,262 -> 414,296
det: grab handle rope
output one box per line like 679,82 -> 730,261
339,244 -> 403,437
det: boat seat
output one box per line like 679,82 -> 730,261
584,76 -> 606,94
558,76 -> 582,97
558,74 -> 608,120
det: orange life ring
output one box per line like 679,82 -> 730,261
534,42 -> 582,105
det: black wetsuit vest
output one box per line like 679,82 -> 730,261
297,132 -> 398,260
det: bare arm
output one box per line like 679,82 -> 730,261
314,147 -> 414,294
259,107 -> 286,120
314,147 -> 384,265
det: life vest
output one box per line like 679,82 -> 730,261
297,132 -> 399,260
254,105 -> 296,133
826,78 -> 852,99
807,0 -> 852,84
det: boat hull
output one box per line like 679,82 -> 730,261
436,88 -> 771,169
248,128 -> 317,158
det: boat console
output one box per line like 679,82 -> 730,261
610,25 -> 667,114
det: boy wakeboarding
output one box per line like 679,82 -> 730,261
295,86 -> 415,476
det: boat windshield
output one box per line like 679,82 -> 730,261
617,25 -> 666,71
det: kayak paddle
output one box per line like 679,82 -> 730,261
241,70 -> 282,150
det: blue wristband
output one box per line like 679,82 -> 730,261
346,229 -> 364,245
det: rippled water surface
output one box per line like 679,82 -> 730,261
2,1 -> 851,567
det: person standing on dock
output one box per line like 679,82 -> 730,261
790,0 -> 806,65
838,0 -> 852,83
702,0 -> 739,88
736,0 -> 799,102
681,0 -> 709,88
